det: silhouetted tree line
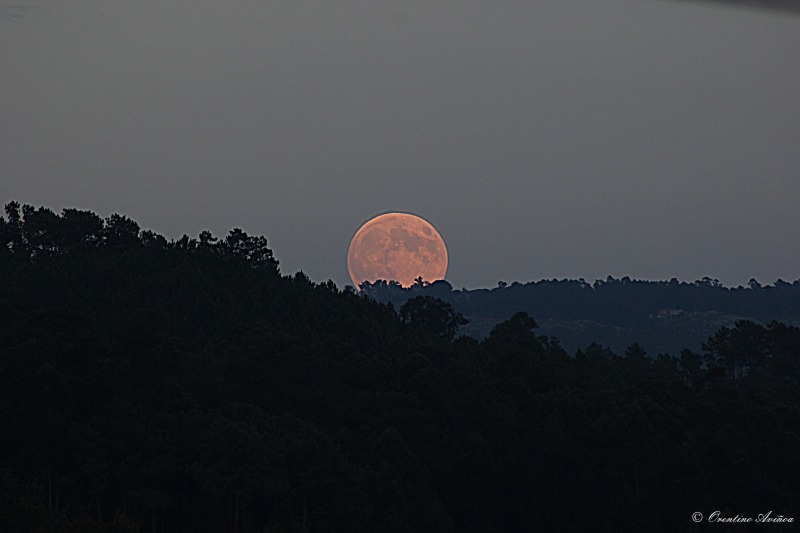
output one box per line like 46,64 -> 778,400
361,273 -> 800,329
2,203 -> 800,532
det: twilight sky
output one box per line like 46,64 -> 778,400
2,1 -> 799,289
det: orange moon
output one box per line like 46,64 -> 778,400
347,213 -> 448,289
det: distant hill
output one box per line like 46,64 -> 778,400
362,278 -> 800,355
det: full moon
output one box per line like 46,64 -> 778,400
347,213 -> 448,289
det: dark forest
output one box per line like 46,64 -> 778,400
2,203 -> 799,532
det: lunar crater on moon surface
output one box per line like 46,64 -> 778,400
348,213 -> 448,289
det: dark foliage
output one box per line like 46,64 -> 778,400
399,296 -> 468,342
2,203 -> 800,532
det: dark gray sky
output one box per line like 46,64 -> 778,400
2,1 -> 799,289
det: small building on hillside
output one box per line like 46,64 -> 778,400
658,308 -> 684,319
